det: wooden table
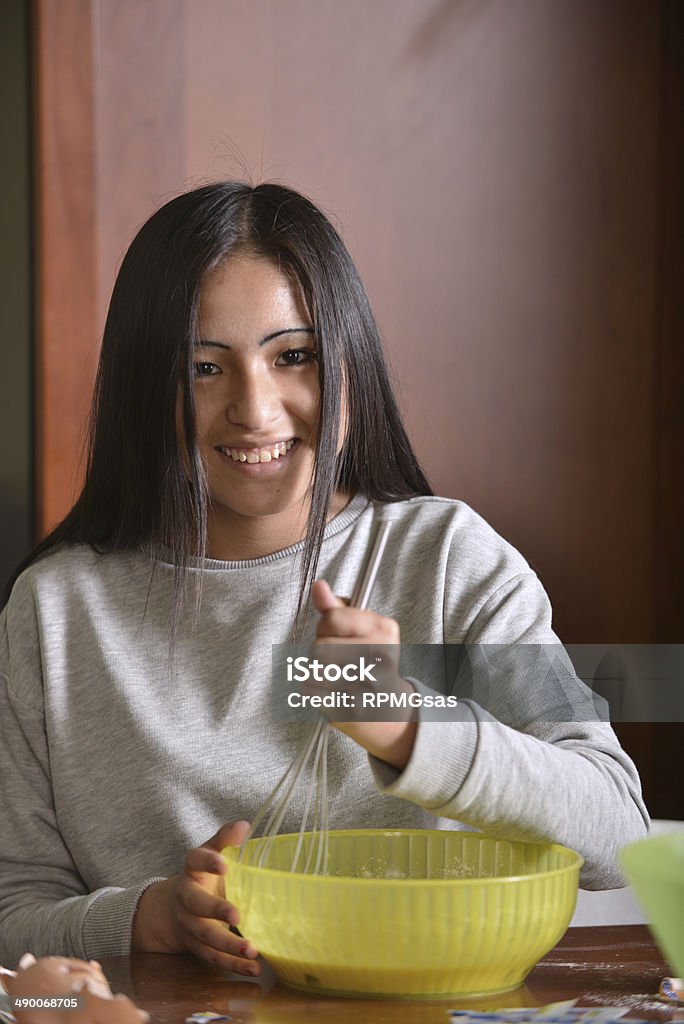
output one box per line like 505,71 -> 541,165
100,926 -> 682,1024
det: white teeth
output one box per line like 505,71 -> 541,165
219,439 -> 296,462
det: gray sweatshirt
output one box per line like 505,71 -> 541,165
0,495 -> 648,965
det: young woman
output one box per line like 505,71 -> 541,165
0,182 -> 648,972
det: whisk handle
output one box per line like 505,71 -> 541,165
349,517 -> 393,610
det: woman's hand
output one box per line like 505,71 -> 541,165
131,821 -> 260,975
310,580 -> 417,770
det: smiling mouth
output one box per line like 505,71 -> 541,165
216,439 -> 297,463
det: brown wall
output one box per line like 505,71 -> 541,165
32,1 -> 683,811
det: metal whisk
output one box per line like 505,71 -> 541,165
241,503 -> 396,875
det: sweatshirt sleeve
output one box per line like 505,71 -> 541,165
369,571 -> 649,889
0,605 -> 164,966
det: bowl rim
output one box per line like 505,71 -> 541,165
222,828 -> 584,885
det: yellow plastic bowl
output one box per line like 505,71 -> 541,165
223,829 -> 582,999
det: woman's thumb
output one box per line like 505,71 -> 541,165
311,579 -> 347,613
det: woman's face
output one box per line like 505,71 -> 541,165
189,254 -> 323,555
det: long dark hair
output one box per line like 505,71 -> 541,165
8,182 -> 432,623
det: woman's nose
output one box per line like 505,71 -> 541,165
225,364 -> 279,429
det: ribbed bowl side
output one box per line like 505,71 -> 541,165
223,831 -> 581,998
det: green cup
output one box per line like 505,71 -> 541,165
620,831 -> 684,977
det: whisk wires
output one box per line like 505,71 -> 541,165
241,503 -> 396,875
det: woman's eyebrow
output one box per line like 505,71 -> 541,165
261,326 -> 314,345
196,327 -> 315,350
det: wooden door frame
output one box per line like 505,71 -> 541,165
33,0 -> 98,536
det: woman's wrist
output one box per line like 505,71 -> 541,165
131,878 -> 184,953
335,717 -> 417,771
365,719 -> 418,770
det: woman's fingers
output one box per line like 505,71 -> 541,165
184,820 -> 250,880
175,895 -> 258,960
308,580 -> 415,766
205,819 -> 252,853
175,876 -> 260,974
177,874 -> 238,926
312,579 -> 400,643
316,607 -> 400,642
175,820 -> 260,974
310,579 -> 344,612
184,845 -> 227,878
317,607 -> 376,638
182,931 -> 261,976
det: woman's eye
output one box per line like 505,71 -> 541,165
276,348 -> 317,367
194,361 -> 221,377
